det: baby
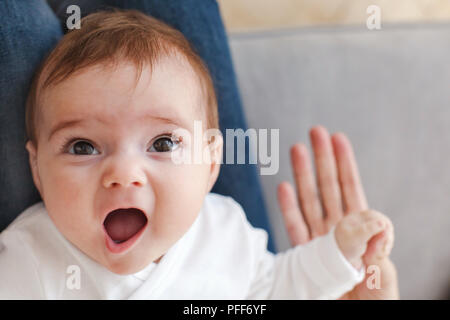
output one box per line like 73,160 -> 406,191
0,10 -> 395,299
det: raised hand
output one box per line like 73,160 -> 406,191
277,125 -> 399,299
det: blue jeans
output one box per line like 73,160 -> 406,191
0,0 -> 275,252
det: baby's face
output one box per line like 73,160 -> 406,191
26,57 -> 221,274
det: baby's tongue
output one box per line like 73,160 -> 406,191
104,208 -> 147,243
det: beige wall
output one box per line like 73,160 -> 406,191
217,0 -> 450,32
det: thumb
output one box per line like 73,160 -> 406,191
363,218 -> 394,265
362,230 -> 387,265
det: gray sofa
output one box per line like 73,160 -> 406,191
229,23 -> 450,299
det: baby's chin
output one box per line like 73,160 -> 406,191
65,229 -> 162,275
101,231 -> 172,275
99,250 -> 162,275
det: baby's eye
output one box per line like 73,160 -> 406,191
68,140 -> 99,155
148,135 -> 180,153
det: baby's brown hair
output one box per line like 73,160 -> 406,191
25,9 -> 219,146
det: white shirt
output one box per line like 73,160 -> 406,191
0,193 -> 364,299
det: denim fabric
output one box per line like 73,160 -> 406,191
0,0 -> 62,232
1,0 -> 275,251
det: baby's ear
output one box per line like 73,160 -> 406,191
205,130 -> 223,193
25,141 -> 42,195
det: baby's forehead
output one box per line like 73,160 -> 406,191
41,57 -> 208,130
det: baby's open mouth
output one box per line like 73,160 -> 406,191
103,208 -> 148,244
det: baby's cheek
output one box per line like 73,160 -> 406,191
46,168 -> 85,203
43,168 -> 98,248
41,166 -> 92,223
152,165 -> 209,233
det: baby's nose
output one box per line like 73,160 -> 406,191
101,156 -> 148,189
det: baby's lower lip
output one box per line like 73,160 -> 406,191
103,223 -> 147,254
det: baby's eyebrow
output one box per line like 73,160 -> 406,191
48,118 -> 85,142
47,114 -> 187,142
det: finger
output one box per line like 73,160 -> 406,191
354,219 -> 386,244
290,143 -> 326,238
374,217 -> 395,259
331,132 -> 368,214
310,126 -> 344,230
277,182 -> 310,245
359,209 -> 389,224
363,229 -> 387,262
